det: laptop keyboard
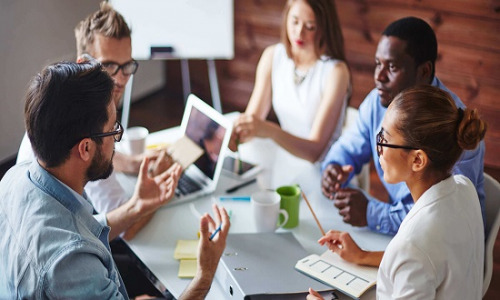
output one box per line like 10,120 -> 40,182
176,174 -> 203,196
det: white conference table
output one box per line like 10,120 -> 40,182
118,123 -> 393,300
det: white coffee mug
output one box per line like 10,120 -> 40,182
124,126 -> 149,155
251,190 -> 289,233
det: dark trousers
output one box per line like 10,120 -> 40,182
110,238 -> 174,299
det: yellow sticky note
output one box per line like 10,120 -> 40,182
146,142 -> 169,150
174,240 -> 198,260
178,259 -> 197,278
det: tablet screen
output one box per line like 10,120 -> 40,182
222,156 -> 256,175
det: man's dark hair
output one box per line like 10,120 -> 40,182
24,61 -> 114,168
383,17 -> 437,80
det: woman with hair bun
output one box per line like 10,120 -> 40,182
308,85 -> 487,299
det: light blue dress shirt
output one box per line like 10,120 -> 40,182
0,161 -> 129,299
321,77 -> 485,235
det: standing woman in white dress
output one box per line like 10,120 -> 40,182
231,0 -> 350,162
307,85 -> 487,299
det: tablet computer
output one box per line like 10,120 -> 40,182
221,154 -> 262,180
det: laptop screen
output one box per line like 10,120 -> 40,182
184,106 -> 227,180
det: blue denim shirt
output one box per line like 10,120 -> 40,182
0,161 -> 129,299
321,77 -> 486,235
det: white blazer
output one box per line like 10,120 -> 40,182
377,175 -> 484,299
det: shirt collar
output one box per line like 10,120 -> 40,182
402,175 -> 456,226
53,176 -> 94,215
28,161 -> 106,238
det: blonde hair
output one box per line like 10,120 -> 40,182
280,0 -> 345,60
74,2 -> 131,56
391,86 -> 487,174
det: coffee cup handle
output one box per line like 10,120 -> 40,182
276,209 -> 289,229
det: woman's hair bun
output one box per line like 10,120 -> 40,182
457,108 -> 487,151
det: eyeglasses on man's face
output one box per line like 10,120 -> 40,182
101,60 -> 139,76
80,53 -> 139,77
89,121 -> 124,143
376,129 -> 418,157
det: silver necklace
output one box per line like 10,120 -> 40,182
293,68 -> 308,85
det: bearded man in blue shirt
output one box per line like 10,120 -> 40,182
0,61 -> 230,299
321,17 -> 485,235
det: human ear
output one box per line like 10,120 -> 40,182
411,150 -> 429,172
77,53 -> 95,64
417,61 -> 433,84
76,138 -> 93,162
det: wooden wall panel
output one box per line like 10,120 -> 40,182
363,0 -> 500,20
217,0 -> 285,110
350,71 -> 375,108
174,0 -> 500,167
337,1 -> 500,51
438,45 -> 500,86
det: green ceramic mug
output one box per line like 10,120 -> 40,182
276,185 -> 301,229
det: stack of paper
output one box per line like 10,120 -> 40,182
295,250 -> 378,299
174,240 -> 199,278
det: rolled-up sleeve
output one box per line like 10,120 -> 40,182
321,97 -> 375,185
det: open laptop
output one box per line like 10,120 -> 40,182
171,94 -> 232,204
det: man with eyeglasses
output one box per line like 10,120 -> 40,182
17,2 -> 164,235
15,3 -> 176,297
320,17 -> 485,236
0,61 -> 229,300
75,1 -> 143,176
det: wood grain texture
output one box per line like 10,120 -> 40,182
169,0 -> 500,168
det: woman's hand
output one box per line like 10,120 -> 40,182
233,114 -> 268,142
306,288 -> 325,300
318,230 -> 366,264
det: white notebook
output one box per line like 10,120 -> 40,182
295,250 -> 378,299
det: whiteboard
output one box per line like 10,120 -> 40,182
111,0 -> 234,60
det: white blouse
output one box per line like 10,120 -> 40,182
271,43 -> 347,159
377,175 -> 484,299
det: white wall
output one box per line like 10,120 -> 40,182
0,0 -> 164,163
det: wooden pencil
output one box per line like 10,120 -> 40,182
301,189 -> 326,236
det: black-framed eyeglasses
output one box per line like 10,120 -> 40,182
101,60 -> 139,76
376,129 -> 418,157
89,121 -> 124,142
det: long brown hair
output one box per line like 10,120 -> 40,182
391,86 -> 487,174
280,0 -> 345,61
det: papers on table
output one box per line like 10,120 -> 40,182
295,250 -> 378,299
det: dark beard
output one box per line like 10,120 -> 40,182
86,145 -> 114,182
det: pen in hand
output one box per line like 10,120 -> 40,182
209,223 -> 222,241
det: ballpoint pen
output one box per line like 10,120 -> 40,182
209,223 -> 222,241
225,178 -> 257,193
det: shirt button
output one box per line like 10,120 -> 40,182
376,225 -> 381,231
